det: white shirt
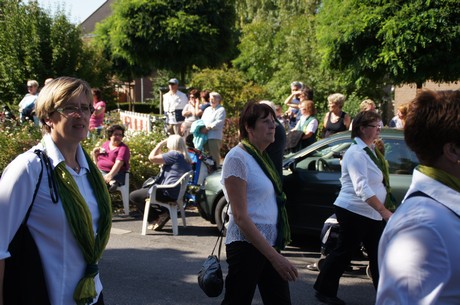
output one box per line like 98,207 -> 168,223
18,94 -> 37,114
334,137 -> 386,220
221,146 -> 278,246
377,169 -> 460,305
163,90 -> 188,124
201,105 -> 226,140
295,115 -> 318,133
0,134 -> 103,305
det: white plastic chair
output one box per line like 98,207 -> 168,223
141,170 -> 193,236
115,172 -> 130,215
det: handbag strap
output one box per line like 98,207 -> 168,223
210,203 -> 229,260
23,150 -> 45,225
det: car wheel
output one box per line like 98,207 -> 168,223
214,196 -> 229,236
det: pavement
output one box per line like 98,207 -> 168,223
101,208 -> 376,305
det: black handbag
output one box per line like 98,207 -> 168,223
198,232 -> 224,297
142,169 -> 164,188
4,150 -> 51,305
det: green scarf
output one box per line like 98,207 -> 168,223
418,165 -> 460,193
355,139 -> 397,211
241,139 -> 291,250
53,150 -> 112,305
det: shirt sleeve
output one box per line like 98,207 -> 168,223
346,150 -> 376,201
305,118 -> 318,133
162,151 -> 180,165
221,151 -> 247,182
0,152 -> 42,259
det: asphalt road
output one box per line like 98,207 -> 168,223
100,209 -> 376,305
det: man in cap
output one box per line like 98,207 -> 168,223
163,78 -> 188,135
284,81 -> 303,129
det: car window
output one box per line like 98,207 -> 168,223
293,137 -> 418,174
294,140 -> 351,172
383,139 -> 418,174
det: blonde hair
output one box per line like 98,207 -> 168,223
166,135 -> 192,164
35,77 -> 92,133
327,93 -> 346,108
27,80 -> 39,87
359,99 -> 376,112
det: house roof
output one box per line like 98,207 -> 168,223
79,0 -> 114,36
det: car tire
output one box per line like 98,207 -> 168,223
214,196 -> 229,236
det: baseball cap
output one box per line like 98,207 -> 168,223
168,78 -> 179,85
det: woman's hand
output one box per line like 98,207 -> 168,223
270,252 -> 299,282
103,174 -> 113,184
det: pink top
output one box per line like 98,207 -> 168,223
90,101 -> 106,129
96,141 -> 130,172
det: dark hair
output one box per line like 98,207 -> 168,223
189,88 -> 200,99
239,101 -> 276,140
301,86 -> 314,100
107,124 -> 125,138
200,90 -> 210,102
351,111 -> 381,138
92,88 -> 102,101
404,90 -> 460,166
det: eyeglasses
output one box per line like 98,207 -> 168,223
367,124 -> 381,130
55,105 -> 94,116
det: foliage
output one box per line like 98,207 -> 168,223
231,1 -> 352,116
220,117 -> 240,158
94,0 -> 238,82
189,65 -> 268,117
316,0 -> 460,88
0,122 -> 42,174
0,0 -> 110,103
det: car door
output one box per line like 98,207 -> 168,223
283,139 -> 351,235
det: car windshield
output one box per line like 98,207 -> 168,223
289,136 -> 418,175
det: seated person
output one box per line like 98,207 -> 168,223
129,135 -> 192,230
293,98 -> 318,150
92,124 -> 130,192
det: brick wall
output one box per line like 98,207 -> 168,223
392,81 -> 460,114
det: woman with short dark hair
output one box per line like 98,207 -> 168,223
221,101 -> 298,305
314,110 -> 392,305
92,124 -> 130,191
377,90 -> 460,304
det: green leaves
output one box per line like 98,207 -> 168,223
95,0 -> 238,81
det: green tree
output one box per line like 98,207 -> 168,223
189,65 -> 268,117
0,0 -> 110,103
316,0 -> 460,89
94,0 -> 238,83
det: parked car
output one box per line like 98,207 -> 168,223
196,128 -> 419,236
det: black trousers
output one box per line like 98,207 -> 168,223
221,241 -> 291,305
314,206 -> 384,297
94,292 -> 105,305
129,188 -> 172,221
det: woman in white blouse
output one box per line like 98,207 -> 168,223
313,110 -> 393,305
221,101 -> 298,305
